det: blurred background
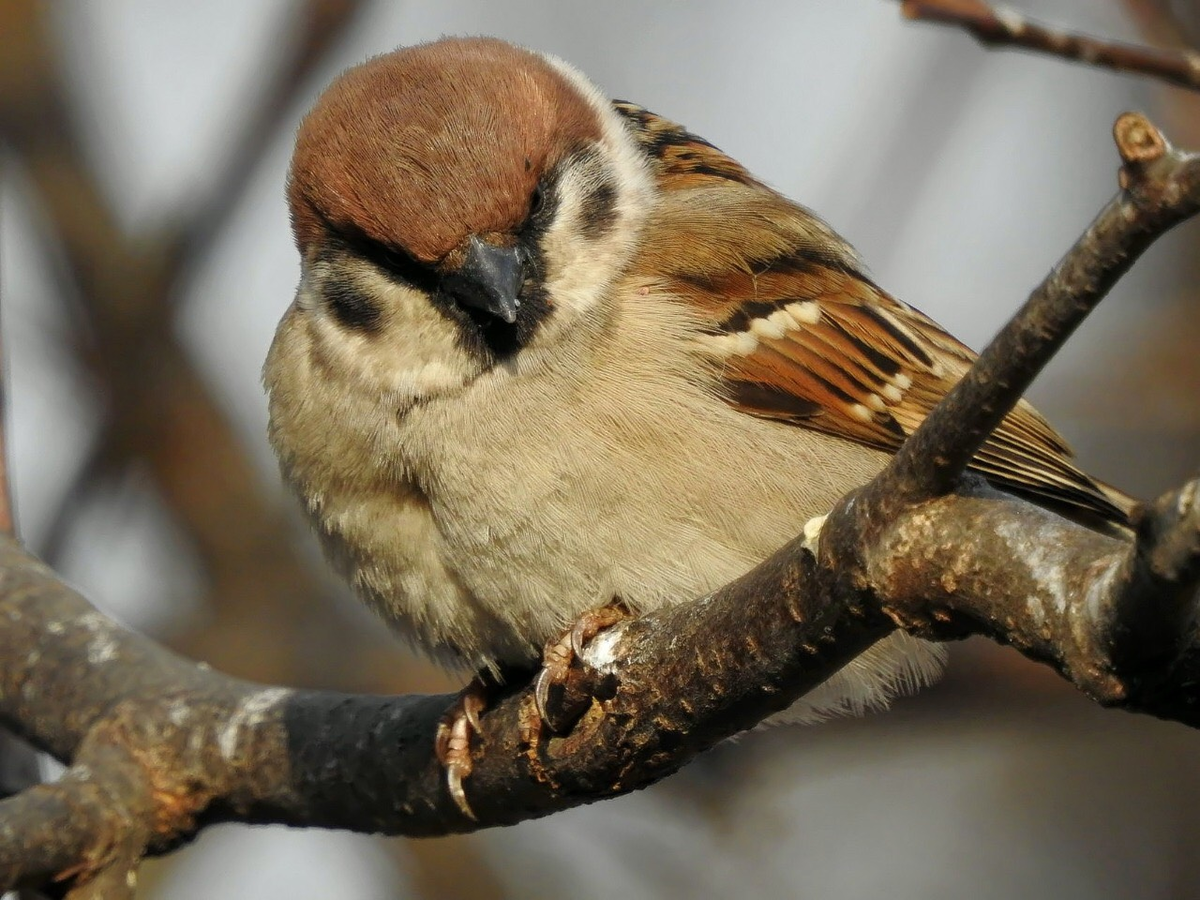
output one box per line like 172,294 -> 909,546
2,1 -> 1199,897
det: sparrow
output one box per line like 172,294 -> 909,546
264,37 -> 1131,816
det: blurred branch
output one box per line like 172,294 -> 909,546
1123,0 -> 1196,51
19,0 -> 369,578
165,0 -> 368,287
35,426 -> 113,567
899,0 -> 1200,91
0,1 -> 345,662
0,110 -> 1198,894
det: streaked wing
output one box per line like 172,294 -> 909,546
614,101 -> 1129,524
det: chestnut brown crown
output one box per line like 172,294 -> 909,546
288,37 -> 602,263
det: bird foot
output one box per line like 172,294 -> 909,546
434,676 -> 489,820
534,600 -> 631,732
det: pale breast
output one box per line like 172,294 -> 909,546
274,291 -> 945,713
396,294 -> 893,666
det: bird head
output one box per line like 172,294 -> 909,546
279,37 -> 654,403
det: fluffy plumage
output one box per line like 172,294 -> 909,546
265,37 -> 1129,723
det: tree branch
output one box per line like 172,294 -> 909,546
900,0 -> 1200,92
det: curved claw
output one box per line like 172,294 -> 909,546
570,618 -> 590,660
446,758 -> 476,822
434,679 -> 490,821
534,666 -> 555,726
535,636 -> 575,731
437,711 -> 477,821
534,601 -> 632,733
434,718 -> 451,763
463,691 -> 484,734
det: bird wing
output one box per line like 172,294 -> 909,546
613,101 -> 1130,525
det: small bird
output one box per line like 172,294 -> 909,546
264,37 -> 1130,815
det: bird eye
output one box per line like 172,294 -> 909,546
378,246 -> 411,272
529,184 -> 546,218
359,239 -> 438,293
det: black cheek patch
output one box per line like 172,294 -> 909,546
577,180 -> 618,238
323,275 -> 383,333
445,281 -> 552,362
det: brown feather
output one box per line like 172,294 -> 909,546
618,102 -> 1130,525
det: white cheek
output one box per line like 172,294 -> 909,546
538,168 -> 648,329
301,267 -> 481,401
540,171 -> 608,317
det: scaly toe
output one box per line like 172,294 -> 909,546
534,600 -> 632,733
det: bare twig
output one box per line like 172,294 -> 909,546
900,0 -> 1200,92
871,112 -> 1200,506
834,111 -> 1200,704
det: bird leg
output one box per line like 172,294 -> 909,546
434,674 -> 491,820
534,599 -> 631,732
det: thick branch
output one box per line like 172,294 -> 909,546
900,0 -> 1200,92
0,744 -> 153,899
0,471 -> 1196,887
861,478 -> 1200,710
0,528 -> 890,873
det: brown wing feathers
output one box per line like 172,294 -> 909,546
613,100 -> 759,189
616,101 -> 1130,526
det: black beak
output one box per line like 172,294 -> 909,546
443,236 -> 527,325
